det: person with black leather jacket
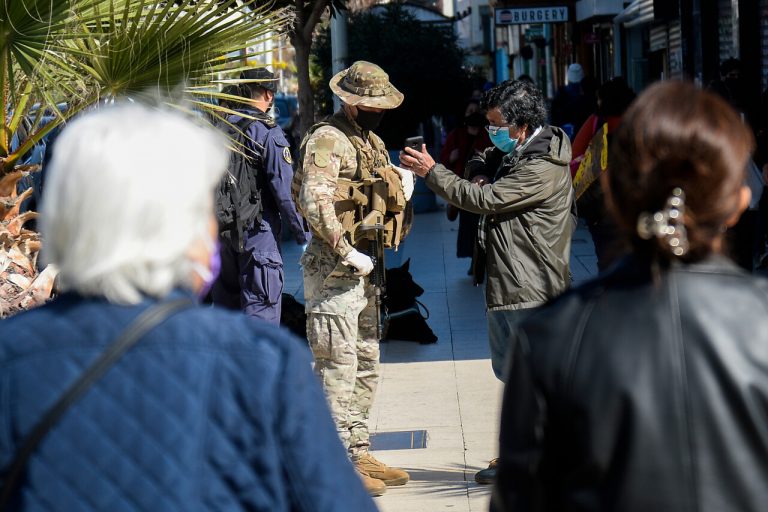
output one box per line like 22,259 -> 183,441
492,81 -> 766,511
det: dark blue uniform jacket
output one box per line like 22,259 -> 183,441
232,108 -> 307,262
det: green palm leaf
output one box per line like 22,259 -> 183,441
2,0 -> 292,317
0,0 -> 74,74
72,1 -> 291,100
3,0 -> 291,167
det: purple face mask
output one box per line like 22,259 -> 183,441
197,238 -> 221,299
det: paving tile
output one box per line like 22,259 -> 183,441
455,379 -> 503,401
450,327 -> 488,342
374,403 -> 461,430
367,445 -> 494,512
468,491 -> 493,512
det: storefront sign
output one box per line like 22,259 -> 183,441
495,6 -> 569,25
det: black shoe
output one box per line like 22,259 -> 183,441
474,458 -> 498,484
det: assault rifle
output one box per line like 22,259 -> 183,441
356,178 -> 388,341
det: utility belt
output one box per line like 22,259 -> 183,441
334,167 -> 407,249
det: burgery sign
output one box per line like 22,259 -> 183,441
495,6 -> 569,25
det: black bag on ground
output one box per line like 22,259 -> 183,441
216,116 -> 268,252
382,259 -> 438,344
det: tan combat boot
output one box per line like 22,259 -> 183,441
356,466 -> 387,497
355,452 -> 410,486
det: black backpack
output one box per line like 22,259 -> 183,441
215,115 -> 271,252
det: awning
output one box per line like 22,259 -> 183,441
614,0 -> 654,28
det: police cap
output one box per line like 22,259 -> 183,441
239,68 -> 278,93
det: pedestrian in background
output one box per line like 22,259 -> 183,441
0,104 -> 376,511
708,58 -> 749,121
707,58 -> 765,271
550,63 -> 593,140
705,58 -> 764,271
210,68 -> 308,323
294,61 -> 414,497
492,81 -> 766,512
439,99 -> 493,272
570,76 -> 636,271
401,78 -> 576,485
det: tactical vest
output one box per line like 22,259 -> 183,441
215,111 -> 275,252
293,111 -> 411,249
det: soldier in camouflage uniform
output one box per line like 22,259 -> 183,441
294,61 -> 414,497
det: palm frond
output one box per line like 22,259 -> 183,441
2,0 -> 293,318
3,0 -> 289,164
71,0 -> 292,102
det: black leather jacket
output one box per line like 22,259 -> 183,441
492,254 -> 768,512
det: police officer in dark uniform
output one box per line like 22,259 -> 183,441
211,68 -> 309,324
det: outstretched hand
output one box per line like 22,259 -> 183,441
399,144 -> 436,178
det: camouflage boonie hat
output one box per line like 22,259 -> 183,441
330,61 -> 404,109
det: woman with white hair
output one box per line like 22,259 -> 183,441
0,104 -> 376,511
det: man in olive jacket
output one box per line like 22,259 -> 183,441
401,79 -> 575,481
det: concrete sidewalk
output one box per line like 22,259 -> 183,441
282,202 -> 597,512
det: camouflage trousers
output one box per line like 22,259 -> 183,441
301,238 -> 379,457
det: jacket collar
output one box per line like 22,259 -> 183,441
496,125 -> 571,182
603,253 -> 745,285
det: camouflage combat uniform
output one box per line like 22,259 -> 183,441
295,62 -> 403,460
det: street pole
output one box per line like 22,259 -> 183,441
544,23 -> 553,99
264,30 -> 274,70
331,10 -> 348,111
277,40 -> 284,94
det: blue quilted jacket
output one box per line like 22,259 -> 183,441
0,291 -> 376,511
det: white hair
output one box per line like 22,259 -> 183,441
41,103 -> 227,304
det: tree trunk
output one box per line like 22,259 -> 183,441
291,32 -> 316,139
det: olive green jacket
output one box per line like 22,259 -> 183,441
425,125 -> 576,311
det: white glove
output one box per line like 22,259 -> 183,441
393,165 -> 415,201
342,249 -> 374,276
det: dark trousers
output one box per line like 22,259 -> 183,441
211,238 -> 284,324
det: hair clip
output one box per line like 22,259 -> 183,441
636,187 -> 689,257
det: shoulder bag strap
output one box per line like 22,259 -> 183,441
0,297 -> 194,509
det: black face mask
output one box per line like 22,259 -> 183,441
465,112 -> 487,127
355,109 -> 385,131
